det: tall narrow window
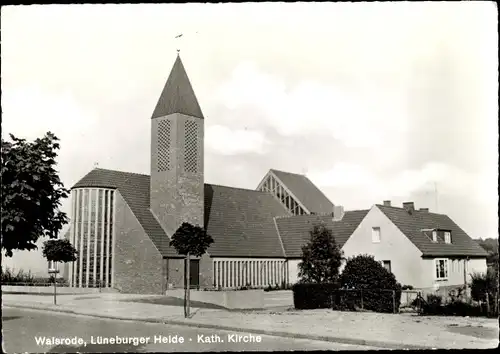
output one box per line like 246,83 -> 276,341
432,230 -> 438,242
435,259 -> 448,280
184,120 -> 198,173
444,231 -> 452,244
372,227 -> 381,243
157,119 -> 171,172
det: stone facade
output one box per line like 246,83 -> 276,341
113,191 -> 164,294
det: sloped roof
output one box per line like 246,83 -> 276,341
377,205 -> 488,258
151,54 -> 204,119
274,210 -> 369,258
270,169 -> 334,214
72,168 -> 290,258
204,184 -> 290,257
72,169 -> 179,257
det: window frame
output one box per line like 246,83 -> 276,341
372,227 -> 381,243
435,258 -> 449,280
444,231 -> 452,244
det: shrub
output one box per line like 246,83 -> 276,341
292,282 -> 339,309
401,285 -> 414,290
298,224 -> 343,283
339,255 -> 402,313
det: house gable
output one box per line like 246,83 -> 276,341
341,205 -> 426,288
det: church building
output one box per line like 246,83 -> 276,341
66,55 -> 354,294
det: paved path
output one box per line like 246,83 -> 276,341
3,293 -> 498,350
3,308 -> 378,352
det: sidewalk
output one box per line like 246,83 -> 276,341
3,293 -> 498,350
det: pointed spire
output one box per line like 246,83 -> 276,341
151,55 -> 204,119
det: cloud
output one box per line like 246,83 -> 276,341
205,125 -> 269,155
308,163 -> 376,188
216,60 -> 409,149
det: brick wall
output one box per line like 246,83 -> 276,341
150,113 -> 204,235
165,254 -> 214,290
114,191 -> 164,294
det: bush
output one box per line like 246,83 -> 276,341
293,282 -> 339,309
1,267 -> 67,286
339,255 -> 402,313
401,285 -> 414,290
421,300 -> 489,317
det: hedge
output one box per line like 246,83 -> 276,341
292,282 -> 339,309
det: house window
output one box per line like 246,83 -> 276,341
432,230 -> 438,242
382,260 -> 391,273
372,227 -> 381,243
444,231 -> 452,244
435,259 -> 448,280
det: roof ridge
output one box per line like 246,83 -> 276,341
93,168 -> 149,177
206,183 -> 271,194
375,204 -> 445,216
270,168 -> 306,177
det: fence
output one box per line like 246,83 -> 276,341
407,289 -> 499,318
329,288 -> 401,314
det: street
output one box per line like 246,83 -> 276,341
2,308 -> 377,352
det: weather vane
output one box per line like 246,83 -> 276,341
175,33 -> 183,54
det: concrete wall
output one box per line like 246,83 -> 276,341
113,191 -> 164,294
167,289 -> 264,309
341,205 -> 426,288
287,259 -> 301,285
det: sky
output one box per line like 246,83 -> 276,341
2,2 -> 498,251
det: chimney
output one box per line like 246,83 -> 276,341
403,202 -> 415,213
333,205 -> 345,221
419,208 -> 429,213
383,200 -> 391,206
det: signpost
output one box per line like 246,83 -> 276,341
48,266 -> 60,305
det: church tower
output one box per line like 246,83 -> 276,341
150,54 -> 204,236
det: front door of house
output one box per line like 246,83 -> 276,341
188,259 -> 200,289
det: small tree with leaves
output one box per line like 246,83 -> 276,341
1,132 -> 69,257
169,222 -> 214,318
298,224 -> 344,284
42,238 -> 78,305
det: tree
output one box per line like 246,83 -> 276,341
340,254 -> 402,313
1,132 -> 69,257
475,238 -> 499,268
169,222 -> 214,318
42,238 -> 78,305
298,224 -> 344,284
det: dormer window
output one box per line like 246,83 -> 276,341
444,231 -> 452,244
432,230 -> 438,242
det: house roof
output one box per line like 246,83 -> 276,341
274,210 -> 369,258
270,169 -> 334,214
72,168 -> 290,258
73,168 -> 179,257
151,54 -> 204,119
376,205 -> 488,258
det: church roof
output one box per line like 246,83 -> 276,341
274,210 -> 369,258
269,169 -> 334,214
151,55 -> 204,119
376,205 -> 488,258
72,168 -> 290,258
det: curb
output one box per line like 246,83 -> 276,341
4,304 -> 434,350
